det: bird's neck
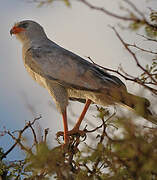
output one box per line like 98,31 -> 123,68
22,39 -> 32,54
22,37 -> 44,52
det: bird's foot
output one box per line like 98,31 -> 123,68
57,128 -> 86,138
57,128 -> 87,152
60,139 -> 79,153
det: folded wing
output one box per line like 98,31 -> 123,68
25,43 -> 126,92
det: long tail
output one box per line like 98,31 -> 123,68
120,91 -> 157,125
107,87 -> 157,125
121,92 -> 151,117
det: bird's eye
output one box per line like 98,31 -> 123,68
18,23 -> 28,29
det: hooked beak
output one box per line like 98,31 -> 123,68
10,26 -> 25,36
10,29 -> 13,36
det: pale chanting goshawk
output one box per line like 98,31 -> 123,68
10,20 -> 155,145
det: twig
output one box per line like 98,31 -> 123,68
1,116 -> 42,159
89,112 -> 111,176
79,0 -> 139,21
138,34 -> 157,42
85,110 -> 116,133
28,121 -> 38,145
111,26 -> 157,84
123,0 -> 145,19
7,131 -> 33,154
83,163 -> 93,174
87,56 -> 157,94
127,43 -> 157,55
44,128 -> 49,142
79,0 -> 157,30
1,142 -> 18,160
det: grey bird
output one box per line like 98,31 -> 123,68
10,20 -> 155,145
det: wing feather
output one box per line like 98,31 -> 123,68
25,43 -> 125,92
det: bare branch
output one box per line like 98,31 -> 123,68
87,56 -> 157,94
127,43 -> 157,55
123,0 -> 145,19
85,109 -> 116,134
44,128 -> 49,142
79,0 -> 157,31
138,34 -> 157,42
1,142 -> 18,160
28,121 -> 38,145
111,26 -> 157,85
1,116 -> 42,159
7,131 -> 33,154
78,0 -> 140,21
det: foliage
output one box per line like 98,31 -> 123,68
33,0 -> 70,7
1,110 -> 157,179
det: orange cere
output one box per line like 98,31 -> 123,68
10,26 -> 25,34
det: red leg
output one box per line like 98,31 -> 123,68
57,99 -> 92,138
73,99 -> 92,130
62,109 -> 69,144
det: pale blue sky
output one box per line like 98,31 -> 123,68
0,0 -> 156,162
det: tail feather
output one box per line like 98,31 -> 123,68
122,92 -> 151,117
120,91 -> 157,125
106,87 -> 157,125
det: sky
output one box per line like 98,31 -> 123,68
0,0 -> 156,164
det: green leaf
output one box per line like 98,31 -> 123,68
63,0 -> 71,6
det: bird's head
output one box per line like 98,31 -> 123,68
10,20 -> 47,43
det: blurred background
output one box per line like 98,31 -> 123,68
0,0 -> 156,161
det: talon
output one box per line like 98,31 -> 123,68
73,129 -> 86,137
56,128 -> 86,138
56,131 -> 64,137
